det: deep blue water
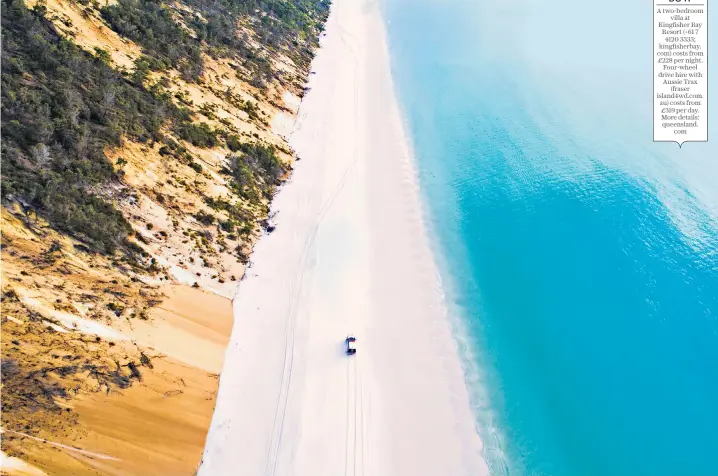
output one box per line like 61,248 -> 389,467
382,0 -> 718,474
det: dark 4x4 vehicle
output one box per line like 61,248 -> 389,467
345,335 -> 357,355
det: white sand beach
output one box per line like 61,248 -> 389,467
197,0 -> 488,473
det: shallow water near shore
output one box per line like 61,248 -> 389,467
382,0 -> 718,474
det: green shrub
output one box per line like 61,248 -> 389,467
176,123 -> 218,148
226,134 -> 242,152
220,219 -> 235,233
93,47 -> 111,64
194,210 -> 215,226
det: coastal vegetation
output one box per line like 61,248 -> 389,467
1,0 -> 329,470
2,0 -> 181,254
1,0 -> 327,256
100,0 -> 329,87
101,0 -> 204,81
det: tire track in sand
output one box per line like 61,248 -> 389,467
264,5 -> 363,475
264,29 -> 361,476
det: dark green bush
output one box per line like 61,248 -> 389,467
226,134 -> 242,152
220,219 -> 236,233
194,210 -> 215,225
176,123 -> 218,148
227,142 -> 286,202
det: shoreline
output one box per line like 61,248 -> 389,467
198,0 -> 488,473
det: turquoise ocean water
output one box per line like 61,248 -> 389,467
382,0 -> 718,474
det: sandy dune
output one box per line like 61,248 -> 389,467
198,0 -> 488,474
1,281 -> 232,476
